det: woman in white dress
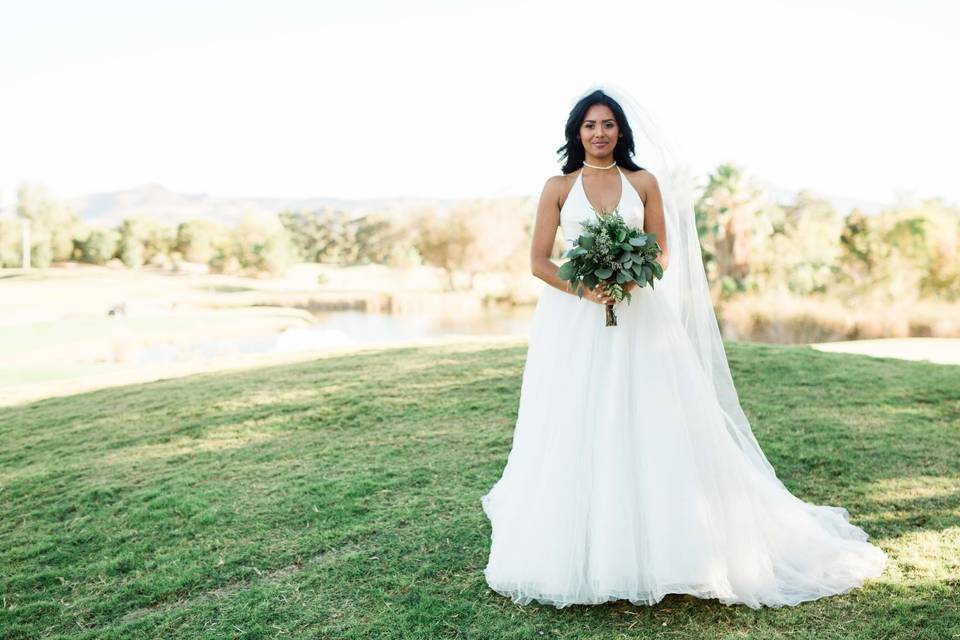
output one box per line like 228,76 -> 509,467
480,83 -> 888,610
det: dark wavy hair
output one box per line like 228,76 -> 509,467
556,89 -> 645,175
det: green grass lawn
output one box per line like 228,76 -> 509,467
1,339 -> 958,639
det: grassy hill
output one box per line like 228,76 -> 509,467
0,339 -> 957,639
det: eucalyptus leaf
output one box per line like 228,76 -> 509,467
594,267 -> 613,279
557,261 -> 577,280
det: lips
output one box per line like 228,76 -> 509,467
593,141 -> 608,146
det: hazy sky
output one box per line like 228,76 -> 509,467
1,0 -> 957,209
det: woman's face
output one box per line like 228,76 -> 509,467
579,104 -> 620,157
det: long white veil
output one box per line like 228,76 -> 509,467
569,82 -> 782,483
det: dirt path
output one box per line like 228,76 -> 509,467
810,337 -> 960,365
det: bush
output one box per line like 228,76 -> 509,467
76,228 -> 120,265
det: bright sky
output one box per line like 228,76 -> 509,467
1,0 -> 957,210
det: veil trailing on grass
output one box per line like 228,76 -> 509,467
570,82 -> 782,484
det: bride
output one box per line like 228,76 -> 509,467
479,83 -> 888,609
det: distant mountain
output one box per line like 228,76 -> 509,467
62,179 -> 894,229
66,183 -> 471,227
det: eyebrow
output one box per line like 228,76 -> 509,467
583,118 -> 616,123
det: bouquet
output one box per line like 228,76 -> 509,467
556,210 -> 663,327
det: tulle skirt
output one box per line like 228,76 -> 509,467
480,283 -> 888,609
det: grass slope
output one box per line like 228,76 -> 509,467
1,339 -> 958,639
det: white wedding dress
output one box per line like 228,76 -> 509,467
480,167 -> 888,609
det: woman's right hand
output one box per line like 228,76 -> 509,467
581,282 -> 614,305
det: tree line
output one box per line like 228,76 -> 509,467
1,162 -> 957,305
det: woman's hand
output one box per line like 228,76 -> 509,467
584,280 -> 638,305
583,282 -> 615,305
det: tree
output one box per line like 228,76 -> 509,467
919,199 -> 960,300
0,218 -> 21,267
836,198 -> 960,303
695,163 -> 775,298
459,197 -> 533,288
175,219 -> 228,264
279,208 -> 354,264
352,212 -> 419,266
227,211 -> 300,275
76,228 -> 120,264
410,198 -> 534,290
410,205 -> 473,290
765,191 -> 843,296
15,183 -> 82,266
118,216 -> 168,268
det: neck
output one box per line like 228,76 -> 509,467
584,151 -> 615,166
582,159 -> 617,173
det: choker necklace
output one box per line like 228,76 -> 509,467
583,160 -> 617,169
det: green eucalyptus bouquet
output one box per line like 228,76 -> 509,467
557,210 -> 663,327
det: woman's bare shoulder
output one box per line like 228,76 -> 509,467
544,170 -> 579,188
545,171 -> 579,209
622,168 -> 659,201
622,167 -> 657,185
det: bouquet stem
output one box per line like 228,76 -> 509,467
605,303 -> 617,327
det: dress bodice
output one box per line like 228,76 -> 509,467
560,167 -> 645,248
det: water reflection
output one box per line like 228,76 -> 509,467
134,305 -> 536,365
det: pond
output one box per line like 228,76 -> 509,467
133,305 -> 537,365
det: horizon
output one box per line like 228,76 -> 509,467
0,172 -> 931,230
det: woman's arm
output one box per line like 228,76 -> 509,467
640,171 -> 669,273
529,176 -> 578,295
620,171 -> 670,296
